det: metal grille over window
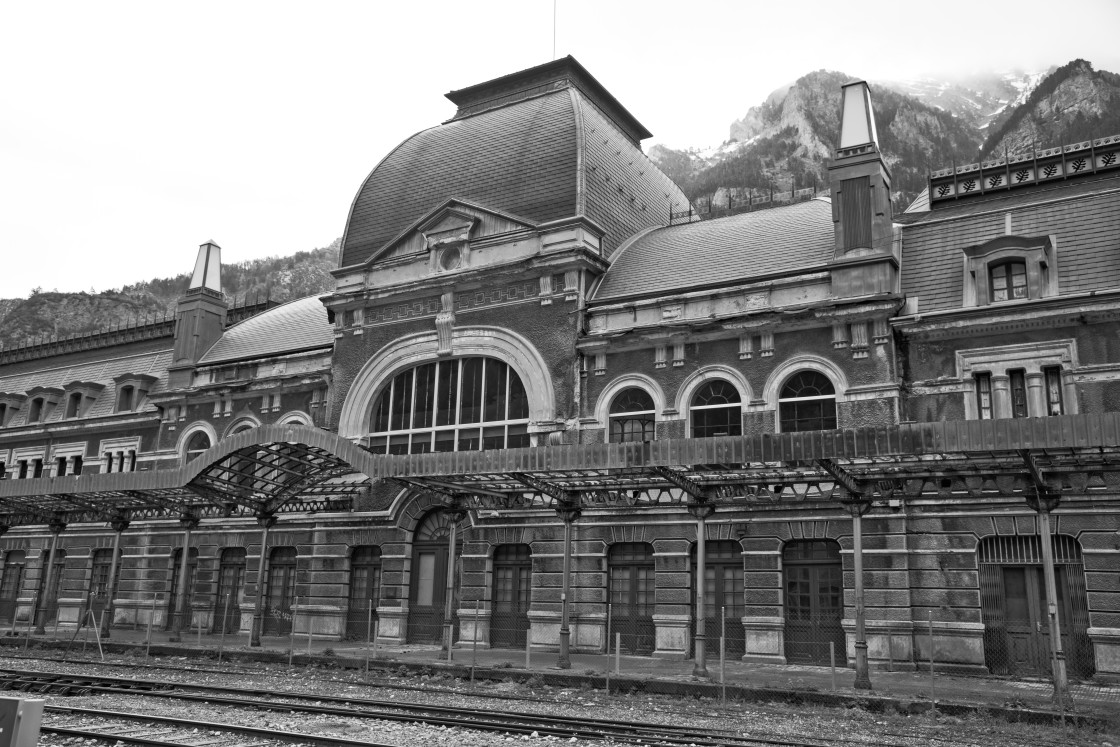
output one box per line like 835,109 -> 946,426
367,357 -> 530,454
778,371 -> 837,432
782,539 -> 845,666
990,260 -> 1027,302
609,388 -> 655,443
609,542 -> 655,655
975,373 -> 993,420
690,380 -> 742,438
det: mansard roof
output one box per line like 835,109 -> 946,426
198,295 -> 333,366
591,197 -> 835,303
0,348 -> 171,426
339,58 -> 687,269
898,172 -> 1120,314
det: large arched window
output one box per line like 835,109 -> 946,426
778,371 -> 837,432
368,357 -> 529,454
609,388 -> 655,443
690,380 -> 742,438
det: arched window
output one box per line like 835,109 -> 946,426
989,260 -> 1027,302
778,371 -> 837,432
185,431 -> 211,460
368,357 -> 529,455
690,380 -> 742,438
609,388 -> 655,443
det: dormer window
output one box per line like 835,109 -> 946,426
112,374 -> 156,414
962,234 -> 1056,307
65,392 -> 83,419
990,260 -> 1027,302
0,404 -> 6,427
117,385 -> 135,412
28,398 -> 45,423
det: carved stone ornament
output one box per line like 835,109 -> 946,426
435,292 -> 456,356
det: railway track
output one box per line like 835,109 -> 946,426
4,667 -> 852,747
44,704 -> 399,747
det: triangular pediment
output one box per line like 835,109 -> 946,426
370,199 -> 539,265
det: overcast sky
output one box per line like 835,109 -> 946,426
3,0 -> 1119,299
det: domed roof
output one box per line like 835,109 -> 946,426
199,296 -> 333,365
338,57 -> 689,268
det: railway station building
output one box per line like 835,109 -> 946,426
1,57 -> 1119,687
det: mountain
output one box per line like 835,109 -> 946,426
877,70 -> 1047,133
0,240 -> 339,352
652,62 -> 1120,213
981,59 -> 1120,157
655,70 -> 982,211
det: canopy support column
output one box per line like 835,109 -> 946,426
100,519 -> 129,638
556,502 -> 581,670
847,499 -> 873,691
689,503 -> 715,678
442,504 -> 467,660
34,521 -> 65,634
171,515 -> 200,639
250,514 -> 277,647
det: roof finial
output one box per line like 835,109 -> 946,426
189,241 -> 223,294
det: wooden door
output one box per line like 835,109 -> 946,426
609,543 -> 655,655
346,546 -> 381,640
89,549 -> 120,623
263,548 -> 297,635
491,545 -> 531,648
783,540 -> 845,665
408,543 -> 447,643
213,549 -> 245,634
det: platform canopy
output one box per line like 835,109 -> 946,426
1,415 -> 1118,528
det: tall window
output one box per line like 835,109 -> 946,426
1009,370 -> 1028,418
990,260 -> 1027,302
1044,367 -> 1064,415
368,357 -> 529,455
778,371 -> 837,432
690,380 -> 742,438
28,398 -> 44,423
609,388 -> 655,443
975,373 -> 993,419
0,404 -> 6,426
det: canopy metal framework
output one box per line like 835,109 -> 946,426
1,416 -> 1119,528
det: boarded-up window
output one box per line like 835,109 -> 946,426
841,176 -> 872,250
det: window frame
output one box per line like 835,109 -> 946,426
777,371 -> 838,433
988,259 -> 1028,303
688,379 -> 742,438
608,387 -> 657,443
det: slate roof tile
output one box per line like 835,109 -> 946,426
199,296 -> 333,365
899,174 -> 1120,313
592,198 -> 834,303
